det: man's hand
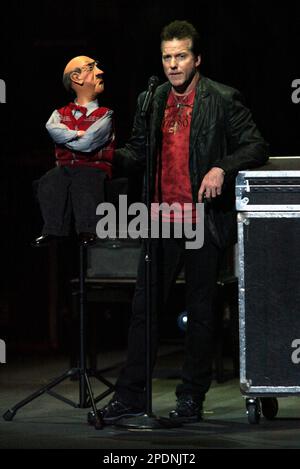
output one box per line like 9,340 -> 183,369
198,167 -> 225,202
77,130 -> 86,138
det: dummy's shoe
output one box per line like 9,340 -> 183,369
31,234 -> 62,248
78,232 -> 98,246
169,395 -> 203,423
87,397 -> 144,425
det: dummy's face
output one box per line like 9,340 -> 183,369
78,58 -> 104,95
66,56 -> 105,96
161,38 -> 201,91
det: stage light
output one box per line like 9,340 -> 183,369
177,311 -> 188,332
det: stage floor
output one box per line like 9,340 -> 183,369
1,346 -> 300,449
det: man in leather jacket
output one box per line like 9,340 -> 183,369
90,20 -> 268,425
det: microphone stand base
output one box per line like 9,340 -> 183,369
114,413 -> 182,429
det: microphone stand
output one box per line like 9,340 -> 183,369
116,79 -> 181,430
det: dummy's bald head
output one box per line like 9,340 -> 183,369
63,56 -> 95,92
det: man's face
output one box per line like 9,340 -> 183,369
65,56 -> 105,96
161,38 -> 201,91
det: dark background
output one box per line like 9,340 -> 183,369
0,0 -> 299,353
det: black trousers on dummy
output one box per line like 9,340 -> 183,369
115,228 -> 220,408
37,166 -> 107,236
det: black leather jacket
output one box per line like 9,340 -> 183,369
114,76 -> 268,248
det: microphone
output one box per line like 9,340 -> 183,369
141,75 -> 160,117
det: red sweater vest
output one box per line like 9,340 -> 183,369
55,103 -> 115,177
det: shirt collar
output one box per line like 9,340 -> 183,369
74,99 -> 99,116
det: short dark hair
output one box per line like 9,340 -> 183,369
160,20 -> 201,57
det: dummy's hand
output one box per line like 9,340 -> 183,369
77,130 -> 86,138
198,167 -> 225,203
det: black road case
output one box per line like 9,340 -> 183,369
236,157 -> 300,423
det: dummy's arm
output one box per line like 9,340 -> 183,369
46,110 -> 78,144
65,110 -> 113,152
46,110 -> 113,152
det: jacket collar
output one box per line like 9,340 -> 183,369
152,76 -> 211,149
190,76 -> 211,151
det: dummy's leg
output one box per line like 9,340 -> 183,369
37,167 -> 72,236
70,167 -> 107,237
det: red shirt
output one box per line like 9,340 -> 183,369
152,89 -> 197,222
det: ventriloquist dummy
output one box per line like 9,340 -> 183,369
32,55 -> 114,247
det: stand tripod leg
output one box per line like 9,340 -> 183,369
2,368 -> 78,421
3,243 -> 110,426
89,370 -> 114,404
84,372 -> 103,429
2,366 -> 112,423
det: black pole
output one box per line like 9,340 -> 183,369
115,78 -> 181,429
79,244 -> 87,407
145,117 -> 153,417
78,244 -> 103,428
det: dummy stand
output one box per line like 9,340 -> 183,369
3,244 -> 114,429
116,82 -> 181,430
